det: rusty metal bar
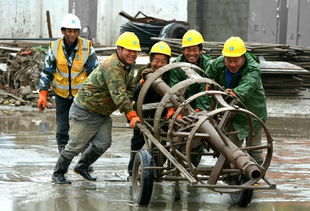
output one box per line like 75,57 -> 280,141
46,11 -> 53,38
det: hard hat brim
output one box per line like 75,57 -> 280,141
222,50 -> 246,57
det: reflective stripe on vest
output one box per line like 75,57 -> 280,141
51,37 -> 90,98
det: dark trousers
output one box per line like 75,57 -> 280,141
55,95 -> 73,146
131,129 -> 145,150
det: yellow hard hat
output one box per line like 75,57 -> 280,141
222,36 -> 246,57
150,41 -> 171,56
182,29 -> 205,48
116,32 -> 141,51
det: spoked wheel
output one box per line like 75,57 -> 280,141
131,149 -> 154,206
229,176 -> 254,207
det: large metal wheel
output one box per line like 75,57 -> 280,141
229,176 -> 254,207
131,149 -> 154,206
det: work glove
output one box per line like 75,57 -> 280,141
226,88 -> 236,97
165,107 -> 176,119
141,68 -> 155,80
126,110 -> 141,129
166,108 -> 183,120
176,114 -> 183,120
37,90 -> 48,111
139,78 -> 145,85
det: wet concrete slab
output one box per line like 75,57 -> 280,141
0,105 -> 310,211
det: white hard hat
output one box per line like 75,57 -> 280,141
60,13 -> 81,29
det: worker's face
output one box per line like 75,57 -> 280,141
62,28 -> 79,45
225,56 -> 245,73
117,47 -> 138,65
150,54 -> 169,71
183,45 -> 202,64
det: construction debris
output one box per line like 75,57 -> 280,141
0,47 -> 55,107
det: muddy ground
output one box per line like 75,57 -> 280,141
0,97 -> 310,211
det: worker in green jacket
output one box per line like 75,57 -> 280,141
166,29 -> 211,118
205,36 -> 267,165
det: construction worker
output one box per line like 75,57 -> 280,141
166,29 -> 211,119
127,41 -> 171,176
205,36 -> 267,165
37,13 -> 99,153
51,32 -> 142,184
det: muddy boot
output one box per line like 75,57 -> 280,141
127,152 -> 136,176
74,146 -> 102,181
52,154 -> 72,184
88,165 -> 94,172
80,143 -> 94,172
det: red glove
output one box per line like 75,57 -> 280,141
176,114 -> 183,120
37,90 -> 48,111
126,110 -> 141,128
195,108 -> 201,112
226,88 -> 236,97
139,78 -> 145,84
166,108 -> 176,119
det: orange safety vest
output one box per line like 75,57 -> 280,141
51,37 -> 91,98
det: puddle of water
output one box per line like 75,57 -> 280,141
0,107 -> 310,210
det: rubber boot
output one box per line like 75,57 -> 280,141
52,154 -> 72,184
74,146 -> 102,181
80,143 -> 94,172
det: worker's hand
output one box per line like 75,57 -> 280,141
37,90 -> 48,111
176,114 -> 183,120
165,108 -> 176,119
226,88 -> 236,97
126,110 -> 141,129
139,78 -> 145,85
141,68 -> 155,80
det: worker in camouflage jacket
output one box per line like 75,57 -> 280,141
37,14 -> 99,153
51,32 -> 142,184
205,36 -> 267,165
127,41 -> 171,176
166,29 -> 211,118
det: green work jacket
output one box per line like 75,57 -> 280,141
168,54 -> 211,110
206,53 -> 267,140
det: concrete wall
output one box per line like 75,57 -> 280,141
0,0 -> 187,46
286,0 -> 310,46
248,0 -> 310,47
188,0 -> 249,42
0,0 -> 67,38
248,0 -> 282,44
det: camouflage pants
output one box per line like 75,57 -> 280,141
61,101 -> 112,161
